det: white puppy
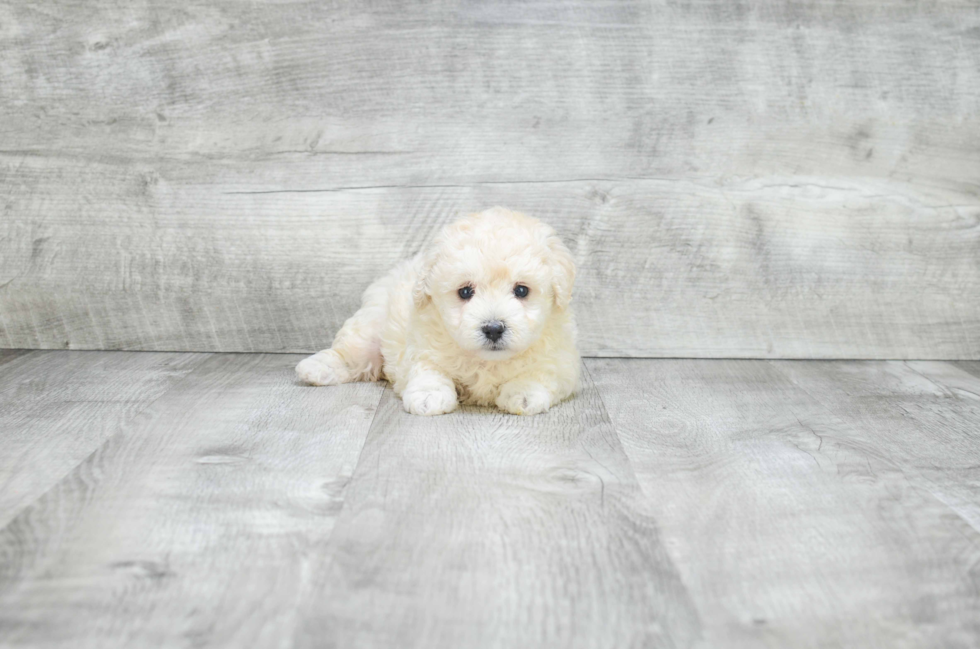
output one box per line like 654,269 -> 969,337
296,207 -> 580,415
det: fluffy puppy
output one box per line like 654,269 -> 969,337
296,207 -> 580,415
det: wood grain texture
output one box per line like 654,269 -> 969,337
0,349 -> 30,367
1,1 -> 979,357
0,353 -> 385,648
0,350 -> 207,528
955,361 -> 980,379
296,369 -> 701,649
587,358 -> 980,648
774,360 -> 980,537
3,351 -> 980,647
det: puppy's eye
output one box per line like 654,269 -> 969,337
458,286 -> 474,300
514,284 -> 530,299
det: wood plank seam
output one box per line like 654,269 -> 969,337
0,354 -> 387,645
578,362 -> 646,507
0,350 -> 32,369
293,363 -> 703,648
314,379 -> 390,550
0,353 -> 213,534
766,359 -> 980,536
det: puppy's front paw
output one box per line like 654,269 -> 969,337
496,381 -> 553,416
296,350 -> 350,386
402,383 -> 458,416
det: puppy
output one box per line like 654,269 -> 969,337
296,207 -> 580,415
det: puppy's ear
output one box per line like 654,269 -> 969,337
412,252 -> 435,309
547,234 -> 576,310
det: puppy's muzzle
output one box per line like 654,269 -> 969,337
481,320 -> 506,343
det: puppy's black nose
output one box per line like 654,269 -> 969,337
481,321 -> 506,343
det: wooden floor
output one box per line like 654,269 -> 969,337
1,350 -> 979,648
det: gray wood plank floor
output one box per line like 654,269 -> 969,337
1,352 -> 979,648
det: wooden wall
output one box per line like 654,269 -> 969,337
1,0 -> 978,357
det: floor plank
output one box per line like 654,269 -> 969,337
587,358 -> 980,649
295,368 -> 700,649
954,361 -> 980,381
0,349 -> 31,368
0,350 -> 208,528
773,360 -> 980,536
3,352 -> 979,648
0,354 -> 385,648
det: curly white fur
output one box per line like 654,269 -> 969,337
296,207 -> 580,416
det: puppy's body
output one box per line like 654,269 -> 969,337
297,208 -> 580,415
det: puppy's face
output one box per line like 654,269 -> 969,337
415,209 -> 575,360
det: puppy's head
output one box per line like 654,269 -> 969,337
414,207 -> 575,360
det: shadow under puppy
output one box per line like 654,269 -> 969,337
296,207 -> 580,415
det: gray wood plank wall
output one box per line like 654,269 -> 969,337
1,1 -> 978,357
